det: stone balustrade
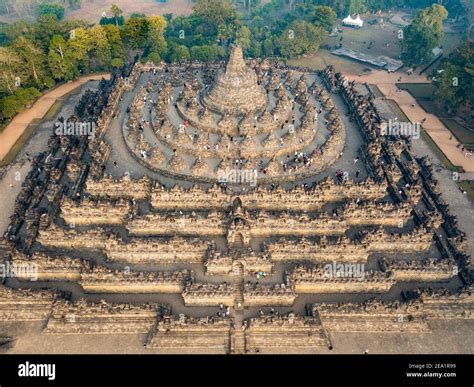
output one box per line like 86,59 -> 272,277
314,300 -> 430,332
364,227 -> 433,252
80,267 -> 189,293
182,283 -> 234,306
60,197 -> 130,225
379,258 -> 456,282
244,314 -> 330,353
0,286 -> 56,321
43,298 -> 160,334
11,252 -> 86,281
37,224 -> 110,250
146,315 -> 232,353
243,283 -> 296,306
126,212 -> 226,236
205,247 -> 272,275
286,265 -> 395,294
266,236 -> 369,263
105,237 -> 209,263
85,174 -> 151,200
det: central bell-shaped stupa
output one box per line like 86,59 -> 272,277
202,45 -> 267,114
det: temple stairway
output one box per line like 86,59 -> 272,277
232,261 -> 244,309
231,328 -> 247,354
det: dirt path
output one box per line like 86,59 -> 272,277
343,70 -> 474,173
0,74 -> 111,163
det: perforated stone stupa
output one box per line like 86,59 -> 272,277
202,45 -> 267,114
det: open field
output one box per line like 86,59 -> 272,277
287,49 -> 370,74
397,83 -> 436,98
397,83 -> 474,148
289,12 -> 462,76
66,0 -> 194,22
289,14 -> 403,75
441,118 -> 474,147
0,0 -> 194,23
327,18 -> 402,58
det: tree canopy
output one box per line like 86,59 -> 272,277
400,4 -> 449,66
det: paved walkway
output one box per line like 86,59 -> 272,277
0,80 -> 102,236
343,70 -> 474,173
0,74 -> 110,163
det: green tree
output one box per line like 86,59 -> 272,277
146,52 -> 161,64
110,4 -> 123,27
348,0 -> 365,15
124,16 -> 149,49
147,15 -> 168,55
434,40 -> 474,110
310,6 -> 336,32
0,87 -> 40,119
12,36 -> 48,87
111,57 -> 124,68
88,25 -> 112,68
194,0 -> 236,25
103,24 -> 124,62
236,26 -> 251,52
68,0 -> 81,10
37,2 -> 65,20
0,94 -> 22,118
190,44 -> 219,61
400,4 -> 448,66
0,47 -> 24,94
48,34 -> 76,80
194,0 -> 236,35
276,20 -> 325,58
262,38 -> 274,57
248,39 -> 262,58
169,44 -> 190,62
33,15 -> 63,51
68,27 -> 92,70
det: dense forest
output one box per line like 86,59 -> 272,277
0,0 -> 472,121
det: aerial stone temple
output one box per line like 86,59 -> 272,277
0,46 -> 472,354
202,45 -> 267,114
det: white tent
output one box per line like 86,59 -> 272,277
342,14 -> 363,28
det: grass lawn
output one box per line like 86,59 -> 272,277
368,84 -> 384,98
440,118 -> 474,146
325,19 -> 402,58
43,101 -> 63,121
419,128 -> 464,173
384,98 -> 464,173
288,15 -> 403,75
396,83 -> 435,99
0,119 -> 40,167
397,83 -> 473,148
458,180 -> 474,203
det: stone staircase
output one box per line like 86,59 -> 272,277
231,328 -> 247,354
232,262 -> 244,309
